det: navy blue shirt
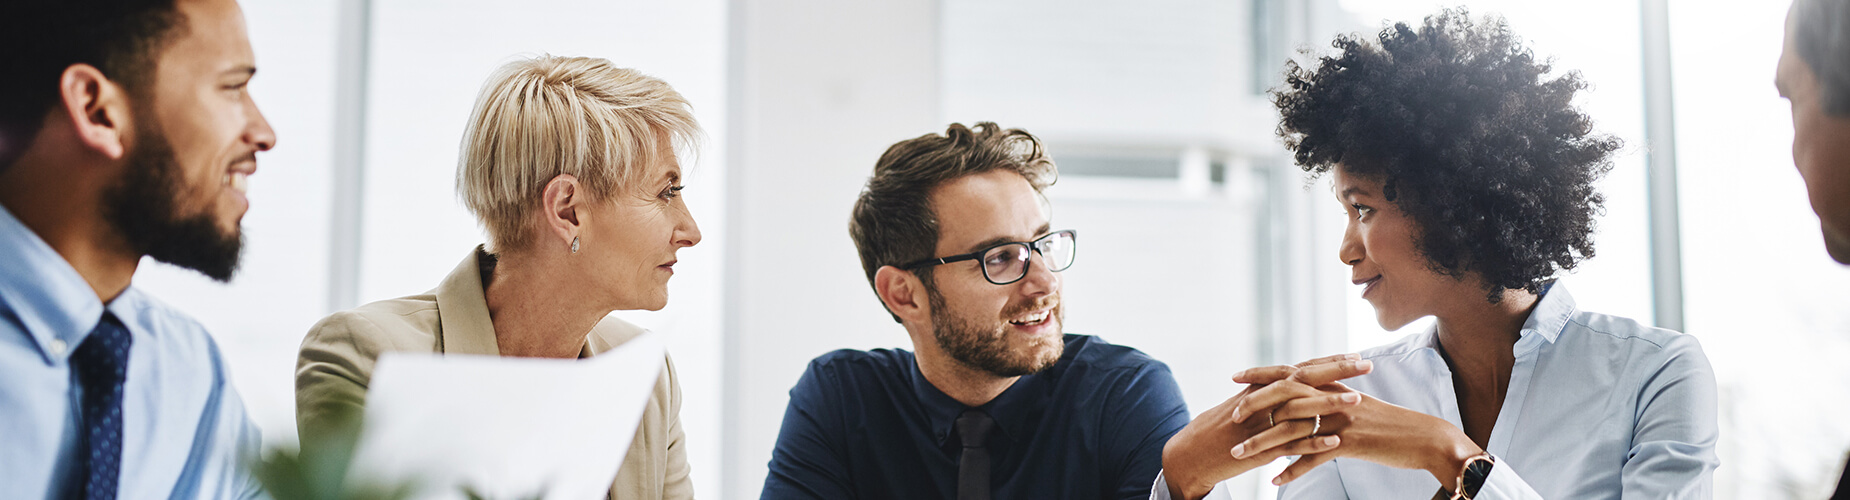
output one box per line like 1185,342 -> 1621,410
761,334 -> 1190,500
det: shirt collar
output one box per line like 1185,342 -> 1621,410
910,344 -> 1064,447
1519,282 -> 1576,345
1413,282 -> 1577,353
910,359 -> 970,447
984,367 -> 1051,444
0,204 -> 107,364
104,287 -> 157,343
434,246 -> 500,356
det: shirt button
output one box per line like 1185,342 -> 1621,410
48,339 -> 67,356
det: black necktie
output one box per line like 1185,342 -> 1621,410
956,409 -> 994,500
70,313 -> 132,500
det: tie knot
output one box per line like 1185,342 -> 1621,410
955,409 -> 993,448
73,313 -> 133,385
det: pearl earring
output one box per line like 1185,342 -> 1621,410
571,236 -> 580,254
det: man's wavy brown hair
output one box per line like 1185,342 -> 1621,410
850,122 -> 1057,321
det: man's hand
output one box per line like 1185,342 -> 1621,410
1159,354 -> 1373,500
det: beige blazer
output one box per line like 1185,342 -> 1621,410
295,247 -> 693,499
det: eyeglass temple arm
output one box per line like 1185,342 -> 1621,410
904,253 -> 979,270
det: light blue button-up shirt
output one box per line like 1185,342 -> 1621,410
0,205 -> 264,499
1276,285 -> 1719,499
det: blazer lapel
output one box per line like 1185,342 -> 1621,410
435,246 -> 500,356
583,315 -> 647,357
434,245 -> 651,360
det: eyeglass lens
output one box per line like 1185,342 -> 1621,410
979,231 -> 1076,284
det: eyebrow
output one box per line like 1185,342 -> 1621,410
1338,186 -> 1370,199
962,223 -> 1053,254
223,65 -> 257,78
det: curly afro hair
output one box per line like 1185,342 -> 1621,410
1272,8 -> 1622,302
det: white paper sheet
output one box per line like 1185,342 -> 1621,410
345,332 -> 665,500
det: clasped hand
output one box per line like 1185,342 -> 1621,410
1161,354 -> 1482,500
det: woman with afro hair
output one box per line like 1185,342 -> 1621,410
1154,8 -> 1719,500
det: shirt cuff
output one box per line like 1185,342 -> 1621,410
1150,471 -> 1171,500
1472,461 -> 1543,500
1150,471 -> 1233,500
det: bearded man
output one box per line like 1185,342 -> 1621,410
0,0 -> 276,497
759,122 -> 1189,500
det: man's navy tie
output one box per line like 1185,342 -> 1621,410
70,313 -> 131,500
955,409 -> 994,500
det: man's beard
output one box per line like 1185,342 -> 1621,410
1824,220 -> 1850,265
103,118 -> 243,282
924,281 -> 1063,377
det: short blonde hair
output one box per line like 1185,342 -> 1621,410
457,55 -> 700,252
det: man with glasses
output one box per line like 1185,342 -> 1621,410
759,122 -> 1190,499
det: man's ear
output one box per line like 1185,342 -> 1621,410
59,64 -> 131,160
874,265 -> 930,325
540,174 -> 583,251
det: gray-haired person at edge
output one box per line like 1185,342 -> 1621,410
294,55 -> 702,499
1778,0 -> 1850,498
1155,9 -> 1718,500
0,0 -> 276,498
759,122 -> 1191,499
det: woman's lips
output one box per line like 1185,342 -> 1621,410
1356,275 -> 1382,298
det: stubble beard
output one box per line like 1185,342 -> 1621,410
924,282 -> 1064,378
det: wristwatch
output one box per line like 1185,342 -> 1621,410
1449,452 -> 1496,500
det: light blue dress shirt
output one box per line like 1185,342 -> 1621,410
0,205 -> 264,500
1275,285 -> 1719,499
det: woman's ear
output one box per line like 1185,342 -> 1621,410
874,265 -> 930,325
540,174 -> 583,250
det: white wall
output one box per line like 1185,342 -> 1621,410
940,3 -> 1352,497
720,0 -> 944,496
131,0 -> 341,450
357,2 -> 730,497
137,1 -> 731,497
1671,1 -> 1850,497
1333,0 -> 1657,350
1326,2 -> 1850,497
125,2 -> 1844,499
720,3 -> 1355,500
944,0 -> 1266,423
1045,179 -> 1264,475
941,0 -> 1261,145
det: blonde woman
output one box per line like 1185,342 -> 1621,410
295,55 -> 702,499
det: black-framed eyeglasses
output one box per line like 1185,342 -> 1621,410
900,229 -> 1078,285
